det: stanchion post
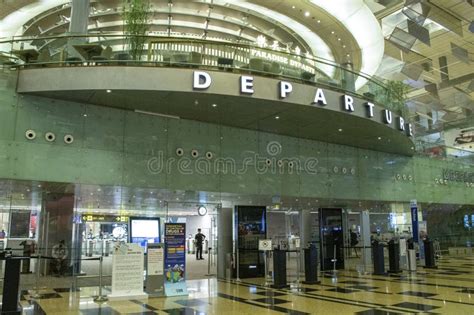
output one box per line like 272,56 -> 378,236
331,244 -> 337,275
31,253 -> 42,299
205,247 -> 215,276
93,256 -> 108,302
263,250 -> 269,287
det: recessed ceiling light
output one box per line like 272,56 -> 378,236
338,128 -> 343,132
304,11 -> 310,17
212,103 -> 217,107
292,5 -> 295,9
317,20 -> 321,23
342,45 -> 346,48
275,116 -> 280,120
378,136 -> 382,140
331,31 -> 335,34
106,89 -> 112,93
338,38 -> 341,41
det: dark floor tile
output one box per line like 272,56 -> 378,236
253,290 -> 287,297
81,307 -> 120,315
340,281 -> 367,285
252,297 -> 290,305
175,299 -> 208,307
54,287 -> 80,293
391,302 -> 439,311
326,287 -> 359,294
347,285 -> 379,291
163,308 -> 206,315
130,300 -> 160,311
355,309 -> 403,315
398,291 -> 438,298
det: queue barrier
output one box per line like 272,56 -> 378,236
0,252 -> 106,314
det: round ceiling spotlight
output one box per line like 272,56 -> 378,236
176,148 -> 184,157
206,151 -> 213,160
64,134 -> 74,144
191,149 -> 199,158
45,132 -> 56,142
25,130 -> 36,140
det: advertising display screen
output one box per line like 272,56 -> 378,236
129,217 -> 160,251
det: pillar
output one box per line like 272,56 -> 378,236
67,0 -> 90,58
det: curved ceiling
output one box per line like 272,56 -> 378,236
0,0 -> 385,89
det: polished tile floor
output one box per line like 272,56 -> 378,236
10,256 -> 474,314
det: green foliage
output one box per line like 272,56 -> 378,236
368,80 -> 409,117
385,80 -> 410,117
123,0 -> 151,60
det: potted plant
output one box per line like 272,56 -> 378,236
122,0 -> 152,61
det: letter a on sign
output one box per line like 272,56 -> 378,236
313,88 -> 327,106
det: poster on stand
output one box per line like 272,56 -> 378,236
110,243 -> 147,299
146,243 -> 165,296
164,223 -> 188,296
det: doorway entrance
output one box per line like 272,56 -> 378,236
165,202 -> 220,280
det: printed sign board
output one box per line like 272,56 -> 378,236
258,239 -> 272,251
110,243 -> 147,299
164,223 -> 188,296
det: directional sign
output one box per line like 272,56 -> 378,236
81,214 -> 129,223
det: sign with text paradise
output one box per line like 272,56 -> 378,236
164,223 -> 187,296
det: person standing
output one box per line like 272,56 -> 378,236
194,228 -> 206,260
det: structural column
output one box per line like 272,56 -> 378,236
67,0 -> 91,57
40,193 -> 77,275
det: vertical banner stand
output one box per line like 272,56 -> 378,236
164,223 -> 188,296
146,243 -> 165,297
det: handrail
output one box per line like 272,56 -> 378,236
0,33 -> 406,114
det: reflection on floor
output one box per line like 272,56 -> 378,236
6,256 -> 474,314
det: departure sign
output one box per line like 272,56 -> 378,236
81,214 -> 129,223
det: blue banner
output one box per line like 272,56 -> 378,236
411,206 -> 419,243
164,223 -> 188,296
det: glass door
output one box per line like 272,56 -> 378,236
319,208 -> 344,270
